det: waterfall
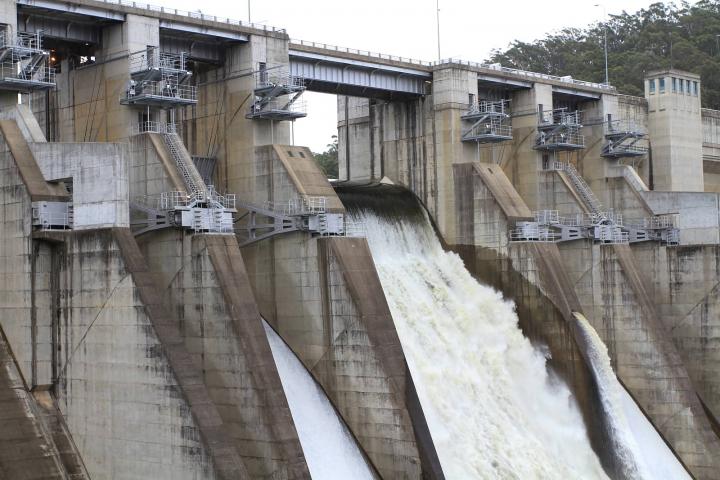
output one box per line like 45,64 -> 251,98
574,313 -> 691,480
262,320 -> 376,480
352,207 -> 609,479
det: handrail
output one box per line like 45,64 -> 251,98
95,0 -> 286,33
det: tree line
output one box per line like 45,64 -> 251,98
488,1 -> 720,108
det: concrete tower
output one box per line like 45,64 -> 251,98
645,69 -> 703,191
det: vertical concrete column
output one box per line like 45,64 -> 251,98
645,69 -> 703,192
431,65 -> 479,243
71,14 -> 159,142
220,33 -> 293,202
337,95 -> 372,181
580,93 -> 619,204
506,83 -> 553,211
0,0 -> 18,107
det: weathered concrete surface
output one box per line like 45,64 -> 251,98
46,227 -> 234,480
145,133 -> 189,193
243,231 -> 430,479
631,243 -> 720,424
112,228 -> 247,480
32,141 -> 130,230
0,324 -> 68,480
452,162 -> 619,476
203,234 -> 309,478
32,389 -> 90,480
0,120 -> 68,201
324,236 -> 443,479
272,145 -> 344,212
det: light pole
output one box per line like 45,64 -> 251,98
248,0 -> 251,23
716,34 -> 719,56
436,0 -> 441,61
594,4 -> 609,85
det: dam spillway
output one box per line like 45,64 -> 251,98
340,188 -> 607,478
1,0 -> 720,477
262,319 -> 376,480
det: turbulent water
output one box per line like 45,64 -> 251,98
574,313 -> 691,480
262,320 -> 376,480
354,208 -> 609,479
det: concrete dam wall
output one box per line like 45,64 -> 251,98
1,0 -> 720,477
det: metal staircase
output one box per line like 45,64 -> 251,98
549,161 -> 603,215
246,68 -> 307,120
0,28 -> 55,91
535,108 -> 585,151
163,131 -> 202,196
121,47 -> 196,107
602,120 -> 648,158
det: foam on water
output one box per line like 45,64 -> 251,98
356,210 -> 609,479
574,313 -> 691,480
262,320 -> 376,480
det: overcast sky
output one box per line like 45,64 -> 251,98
153,0 -> 665,151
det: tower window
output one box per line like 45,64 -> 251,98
672,77 -> 677,92
649,79 -> 656,94
658,78 -> 665,93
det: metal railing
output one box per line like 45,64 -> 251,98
256,71 -> 304,89
464,121 -> 512,139
544,161 -> 603,214
607,119 -> 646,136
93,0 -> 286,32
132,121 -> 177,134
289,40 -> 615,91
0,30 -> 43,51
625,214 -> 678,230
263,196 -> 327,216
163,133 -> 201,196
597,225 -> 629,244
537,132 -> 585,148
290,39 -> 433,66
0,62 -> 55,83
438,58 -> 613,91
126,81 -> 196,101
466,99 -> 509,116
154,189 -> 236,210
129,48 -> 188,74
540,108 -> 582,126
251,98 -> 307,115
510,222 -> 558,242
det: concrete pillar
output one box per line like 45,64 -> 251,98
579,93 -> 619,205
66,14 -> 160,142
431,65 -> 480,243
645,69 -> 703,192
218,33 -> 293,202
0,0 -> 18,107
505,83 -> 553,211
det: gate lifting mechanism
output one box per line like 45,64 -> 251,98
510,210 -> 679,245
235,196 -> 365,246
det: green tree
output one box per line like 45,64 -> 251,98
488,1 -> 720,108
313,135 -> 339,179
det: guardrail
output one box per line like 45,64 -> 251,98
290,39 -> 433,66
0,62 -> 55,84
126,81 -> 196,101
132,121 -> 177,134
96,0 -> 286,32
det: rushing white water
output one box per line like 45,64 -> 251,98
262,320 -> 376,480
574,313 -> 691,480
356,210 -> 608,479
